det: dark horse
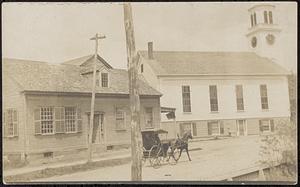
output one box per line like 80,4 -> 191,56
174,130 -> 193,161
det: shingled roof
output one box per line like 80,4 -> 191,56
2,58 -> 161,96
138,51 -> 290,76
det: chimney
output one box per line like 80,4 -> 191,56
148,42 -> 153,59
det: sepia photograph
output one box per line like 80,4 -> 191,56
2,1 -> 297,184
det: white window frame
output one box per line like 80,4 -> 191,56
235,85 -> 244,112
65,106 -> 77,133
145,107 -> 154,129
207,121 -> 224,136
209,85 -> 219,112
4,108 -> 18,137
40,107 -> 55,135
259,119 -> 274,133
101,72 -> 109,88
236,119 -> 247,136
182,85 -> 192,113
35,106 -> 81,135
115,107 -> 126,130
260,84 -> 269,110
180,122 -> 197,137
268,11 -> 273,24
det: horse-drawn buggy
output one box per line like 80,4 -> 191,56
141,128 -> 193,168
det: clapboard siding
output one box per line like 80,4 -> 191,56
2,76 -> 25,154
26,95 -> 160,153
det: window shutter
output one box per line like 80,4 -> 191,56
3,111 -> 8,137
77,108 -> 82,132
54,107 -> 65,133
192,123 -> 197,136
34,108 -> 41,135
270,120 -> 275,132
13,110 -> 18,136
259,120 -> 263,132
207,123 -> 212,135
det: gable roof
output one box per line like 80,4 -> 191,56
2,58 -> 161,96
138,51 -> 290,76
62,54 -> 113,69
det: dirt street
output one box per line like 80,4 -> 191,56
34,135 -> 262,181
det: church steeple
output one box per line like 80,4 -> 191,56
246,4 -> 281,60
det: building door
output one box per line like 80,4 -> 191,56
237,120 -> 247,136
88,113 -> 104,144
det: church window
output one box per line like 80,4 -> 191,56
235,85 -> 244,111
260,84 -> 269,110
182,85 -> 191,113
253,13 -> 257,25
269,11 -> 273,24
250,15 -> 254,27
209,85 -> 218,112
141,64 -> 144,73
264,11 -> 268,24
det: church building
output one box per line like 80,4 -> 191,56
137,4 -> 291,138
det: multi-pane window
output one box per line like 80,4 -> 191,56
208,121 -> 223,135
182,86 -> 191,112
269,11 -> 273,24
41,107 -> 54,134
101,73 -> 108,87
54,107 -> 65,133
145,107 -> 154,128
259,119 -> 274,133
180,122 -> 197,137
209,85 -> 218,112
260,84 -> 269,110
235,85 -> 244,111
65,107 -> 76,133
35,107 -> 82,135
264,11 -> 268,23
116,107 -> 126,129
3,109 -> 18,137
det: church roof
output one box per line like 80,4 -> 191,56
2,58 -> 161,96
62,54 -> 113,69
138,51 -> 290,76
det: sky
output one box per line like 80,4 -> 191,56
2,2 -> 297,72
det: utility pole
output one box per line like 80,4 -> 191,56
87,33 -> 106,163
123,3 -> 143,181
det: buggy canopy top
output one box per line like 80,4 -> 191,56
141,128 -> 168,134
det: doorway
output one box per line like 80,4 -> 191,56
88,113 -> 104,144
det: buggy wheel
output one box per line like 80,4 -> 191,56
152,152 -> 163,169
148,145 -> 159,167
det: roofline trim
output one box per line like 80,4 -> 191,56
22,90 -> 161,97
248,4 -> 275,12
80,54 -> 113,69
246,27 -> 281,37
157,73 -> 290,77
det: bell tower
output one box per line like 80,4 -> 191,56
246,4 -> 281,61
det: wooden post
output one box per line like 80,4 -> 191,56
123,3 -> 143,181
87,33 -> 106,163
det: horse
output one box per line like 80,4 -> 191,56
173,130 -> 193,161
